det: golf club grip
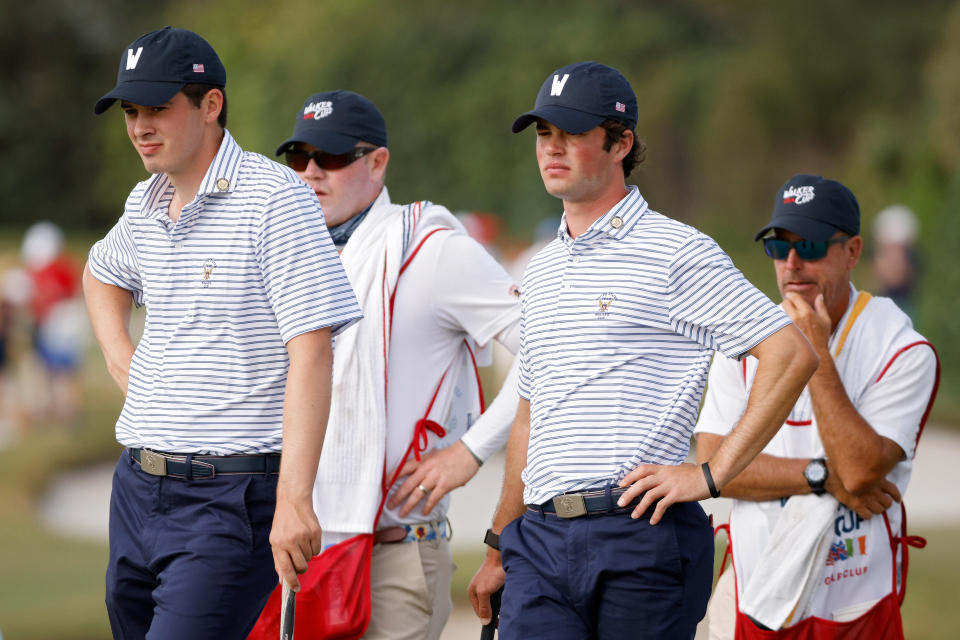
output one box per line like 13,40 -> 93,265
480,586 -> 503,639
280,582 -> 296,640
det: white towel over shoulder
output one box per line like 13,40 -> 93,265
312,188 -> 465,539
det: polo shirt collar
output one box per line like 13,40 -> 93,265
137,129 -> 243,217
559,185 -> 648,244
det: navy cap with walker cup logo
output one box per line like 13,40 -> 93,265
94,26 -> 226,115
511,61 -> 638,134
275,90 -> 388,156
754,174 -> 860,243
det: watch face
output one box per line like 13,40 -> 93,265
806,460 -> 827,483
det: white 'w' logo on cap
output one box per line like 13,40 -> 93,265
551,73 -> 570,96
126,46 -> 144,70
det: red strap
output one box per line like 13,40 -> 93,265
715,523 -> 732,576
464,340 -> 487,413
412,419 -> 447,462
872,341 -> 939,451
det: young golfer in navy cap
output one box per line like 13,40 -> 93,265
468,62 -> 819,639
84,27 -> 361,638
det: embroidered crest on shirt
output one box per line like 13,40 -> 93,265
303,101 -> 333,120
202,259 -> 216,287
596,292 -> 617,319
508,284 -> 520,298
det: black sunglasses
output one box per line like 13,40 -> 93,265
762,236 -> 848,261
285,146 -> 376,172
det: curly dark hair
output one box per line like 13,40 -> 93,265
600,119 -> 645,177
181,83 -> 228,128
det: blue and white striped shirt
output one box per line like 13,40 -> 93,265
88,130 -> 362,455
518,186 -> 790,505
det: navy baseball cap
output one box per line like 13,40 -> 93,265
95,27 -> 226,115
275,90 -> 388,156
755,174 -> 860,242
511,61 -> 638,134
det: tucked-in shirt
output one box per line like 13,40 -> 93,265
518,186 -> 790,505
88,130 -> 362,455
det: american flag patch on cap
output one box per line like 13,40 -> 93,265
193,63 -> 205,73
615,101 -> 626,113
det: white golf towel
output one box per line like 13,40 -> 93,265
312,188 -> 465,539
739,493 -> 838,629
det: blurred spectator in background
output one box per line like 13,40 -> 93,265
0,276 -> 15,446
457,211 -> 505,260
507,216 -> 562,281
871,205 -> 919,319
20,221 -> 87,425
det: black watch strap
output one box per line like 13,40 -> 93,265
483,528 -> 500,551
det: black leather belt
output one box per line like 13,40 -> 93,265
129,448 -> 281,480
527,486 -> 642,518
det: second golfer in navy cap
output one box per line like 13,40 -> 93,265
469,62 -> 817,640
511,60 -> 638,134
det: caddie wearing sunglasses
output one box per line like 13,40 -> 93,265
754,174 -> 863,327
695,180 -> 938,635
265,89 -> 523,640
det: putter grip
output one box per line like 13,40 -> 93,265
280,582 -> 296,640
480,586 -> 503,640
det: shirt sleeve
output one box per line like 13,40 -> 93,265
429,232 -> 521,347
694,352 -> 750,436
87,211 -> 144,307
857,343 -> 937,460
669,233 -> 791,360
460,354 -> 520,461
256,181 -> 362,343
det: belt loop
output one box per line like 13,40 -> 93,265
604,485 -> 614,513
184,453 -> 194,482
263,454 -> 268,477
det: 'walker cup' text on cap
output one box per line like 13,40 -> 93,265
94,27 -> 226,115
512,61 -> 638,134
754,174 -> 860,243
275,90 -> 388,156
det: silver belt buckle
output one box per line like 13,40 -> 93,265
140,450 -> 167,476
553,494 -> 587,518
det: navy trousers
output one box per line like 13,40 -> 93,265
499,499 -> 713,640
105,451 -> 279,639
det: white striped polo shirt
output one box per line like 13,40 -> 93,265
88,130 -> 362,455
517,186 -> 790,505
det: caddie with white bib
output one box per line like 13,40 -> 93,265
695,174 -> 939,639
250,90 -> 521,640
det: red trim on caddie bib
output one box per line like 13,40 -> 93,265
785,420 -> 812,426
872,341 -> 939,451
465,341 -> 487,412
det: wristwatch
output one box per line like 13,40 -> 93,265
804,458 -> 828,496
483,528 -> 500,551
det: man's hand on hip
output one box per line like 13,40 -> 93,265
618,462 -> 710,525
388,441 -> 481,517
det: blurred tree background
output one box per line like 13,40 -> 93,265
2,0 -> 959,414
